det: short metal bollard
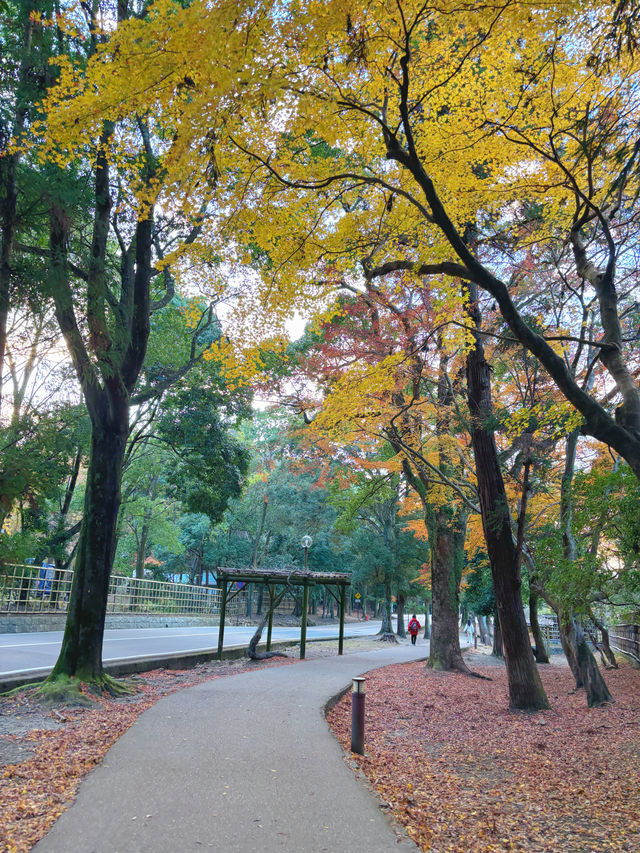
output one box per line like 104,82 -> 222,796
351,676 -> 365,754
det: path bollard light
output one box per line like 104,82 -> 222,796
351,676 -> 365,755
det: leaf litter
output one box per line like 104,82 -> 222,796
0,637 -> 376,852
326,658 -> 640,853
2,644 -> 638,852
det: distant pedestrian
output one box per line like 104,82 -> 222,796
464,618 -> 474,644
407,614 -> 421,645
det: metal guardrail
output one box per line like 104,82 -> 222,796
0,564 -> 241,618
609,624 -> 640,663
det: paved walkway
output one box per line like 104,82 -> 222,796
34,645 -> 425,852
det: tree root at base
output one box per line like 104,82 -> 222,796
427,656 -> 492,681
376,632 -> 399,643
32,672 -> 136,706
247,650 -> 289,661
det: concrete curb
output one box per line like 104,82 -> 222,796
0,639 -> 299,693
0,632 -> 374,693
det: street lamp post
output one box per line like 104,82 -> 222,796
301,534 -> 312,570
300,535 -> 312,658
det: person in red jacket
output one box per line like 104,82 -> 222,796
407,614 -> 421,645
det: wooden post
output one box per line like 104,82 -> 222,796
300,580 -> 309,659
217,578 -> 228,660
266,584 -> 275,651
338,583 -> 346,655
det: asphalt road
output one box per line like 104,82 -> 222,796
0,621 -> 385,679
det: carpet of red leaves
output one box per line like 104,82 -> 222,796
326,660 -> 640,852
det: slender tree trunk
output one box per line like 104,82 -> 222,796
396,591 -> 406,637
492,607 -> 503,658
423,602 -> 431,639
466,284 -> 549,710
51,417 -> 128,681
247,588 -> 288,660
134,473 -> 159,580
589,613 -> 618,669
559,430 -> 612,706
429,508 -> 466,668
378,568 -> 395,638
291,590 -> 302,618
529,588 -> 550,664
477,615 -> 489,646
0,6 -> 36,414
425,353 -> 468,671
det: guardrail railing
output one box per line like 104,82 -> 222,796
0,564 -> 239,618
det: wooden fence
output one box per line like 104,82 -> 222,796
609,624 -> 640,664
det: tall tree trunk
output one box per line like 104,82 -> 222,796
50,416 -> 128,682
559,430 -> 612,706
429,508 -> 466,668
423,602 -> 431,639
466,283 -> 549,710
134,474 -> 158,580
588,613 -> 618,669
247,495 -> 269,618
378,568 -> 395,638
291,590 -> 301,618
477,614 -> 489,646
246,588 -> 288,660
396,591 -> 406,637
0,5 -> 35,414
529,588 -> 550,664
44,121 -> 154,691
395,353 -> 468,670
492,610 -> 503,658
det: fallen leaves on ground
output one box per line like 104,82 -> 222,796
326,659 -> 640,853
0,650 -> 306,852
0,636 -> 379,851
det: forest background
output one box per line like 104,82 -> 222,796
0,0 -> 639,709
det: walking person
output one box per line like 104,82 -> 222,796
408,614 -> 421,645
464,617 -> 474,645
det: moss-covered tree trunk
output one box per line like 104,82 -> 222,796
43,118 -> 154,694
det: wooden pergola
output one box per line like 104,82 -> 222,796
216,567 -> 351,660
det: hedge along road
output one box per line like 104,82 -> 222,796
0,621 -> 388,682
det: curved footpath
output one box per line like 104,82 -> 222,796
34,645 -> 425,853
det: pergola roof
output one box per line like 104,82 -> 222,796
216,567 -> 351,586
215,566 -> 351,661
